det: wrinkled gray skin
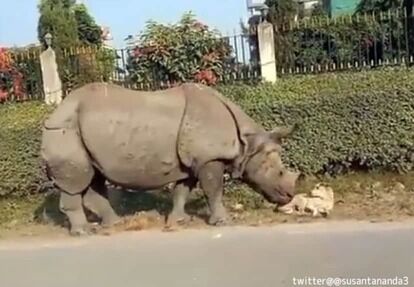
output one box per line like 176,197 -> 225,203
41,82 -> 299,236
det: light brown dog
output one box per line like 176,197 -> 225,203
277,183 -> 334,217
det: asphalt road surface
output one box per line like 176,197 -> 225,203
1,220 -> 414,287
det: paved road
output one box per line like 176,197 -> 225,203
0,221 -> 414,287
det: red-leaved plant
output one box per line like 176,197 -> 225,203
126,12 -> 233,87
0,47 -> 25,102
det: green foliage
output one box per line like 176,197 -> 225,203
264,0 -> 409,73
126,12 -> 233,86
37,0 -> 80,51
310,3 -> 327,17
0,102 -> 52,198
58,47 -> 117,93
218,67 -> 414,175
275,10 -> 408,72
264,0 -> 302,70
266,0 -> 299,25
355,0 -> 403,13
11,47 -> 45,100
95,48 -> 118,81
73,4 -> 103,46
37,0 -> 112,94
37,0 -> 103,50
2,68 -> 413,197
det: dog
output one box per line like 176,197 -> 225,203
277,183 -> 334,217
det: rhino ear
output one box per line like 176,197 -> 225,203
245,133 -> 268,155
269,124 -> 297,144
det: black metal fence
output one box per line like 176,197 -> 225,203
273,8 -> 414,75
107,33 -> 261,90
3,8 -> 414,103
1,33 -> 260,102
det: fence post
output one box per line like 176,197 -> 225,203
39,33 -> 63,105
257,21 -> 277,83
408,2 -> 414,59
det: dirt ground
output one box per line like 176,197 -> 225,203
1,172 -> 413,240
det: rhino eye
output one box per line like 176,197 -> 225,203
279,171 -> 284,176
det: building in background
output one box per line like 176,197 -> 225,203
246,0 -> 361,19
101,26 -> 114,48
295,0 -> 361,18
246,0 -> 268,15
323,0 -> 361,17
296,0 -> 321,17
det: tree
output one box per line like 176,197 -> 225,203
266,0 -> 299,26
263,0 -> 301,69
355,0 -> 403,13
38,0 -> 104,50
37,0 -> 79,51
73,3 -> 103,46
37,0 -> 115,92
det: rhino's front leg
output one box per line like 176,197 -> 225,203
166,179 -> 195,227
199,161 -> 228,226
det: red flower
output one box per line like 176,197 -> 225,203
12,71 -> 25,100
0,48 -> 12,70
202,52 -> 218,63
0,89 -> 8,101
194,69 -> 217,85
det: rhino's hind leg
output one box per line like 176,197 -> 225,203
83,174 -> 121,228
198,161 -> 229,226
166,179 -> 196,227
42,128 -> 95,235
59,192 -> 91,236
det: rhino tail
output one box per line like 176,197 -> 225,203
43,89 -> 83,130
41,93 -> 94,195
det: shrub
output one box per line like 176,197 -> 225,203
58,46 -> 117,94
0,102 -> 52,198
1,68 -> 414,198
126,12 -> 233,86
218,67 -> 414,175
0,48 -> 27,102
257,0 -> 408,74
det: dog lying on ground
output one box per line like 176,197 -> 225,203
277,183 -> 334,217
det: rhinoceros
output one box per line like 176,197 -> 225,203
41,82 -> 299,235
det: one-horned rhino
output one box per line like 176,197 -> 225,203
41,82 -> 299,235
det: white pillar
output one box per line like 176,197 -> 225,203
39,33 -> 63,105
257,21 -> 277,83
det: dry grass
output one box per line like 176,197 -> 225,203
1,171 -> 413,239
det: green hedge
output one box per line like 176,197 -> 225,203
1,68 -> 414,197
218,67 -> 414,174
0,102 -> 52,197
